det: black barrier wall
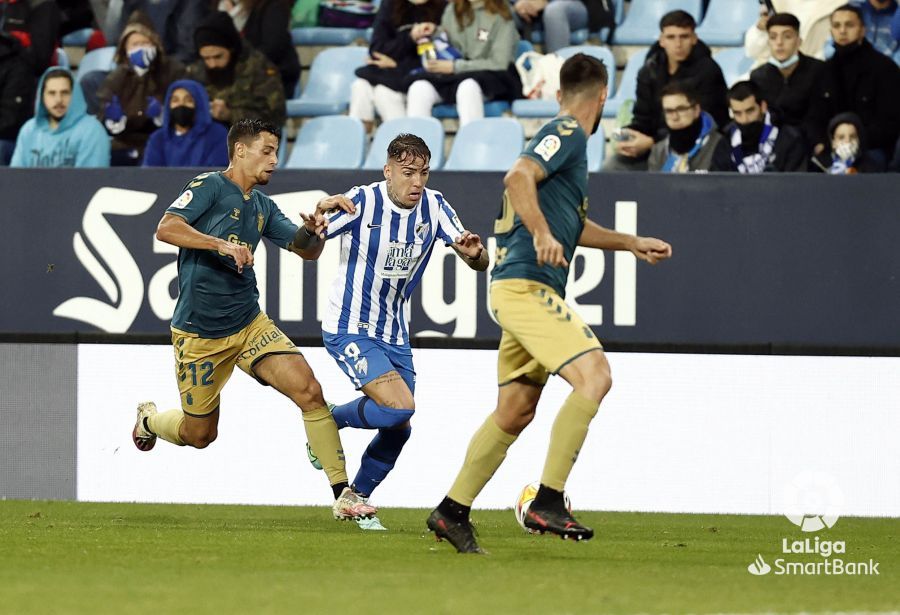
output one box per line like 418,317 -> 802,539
2,169 -> 898,351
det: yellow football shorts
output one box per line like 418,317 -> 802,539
170,311 -> 301,416
491,279 -> 603,386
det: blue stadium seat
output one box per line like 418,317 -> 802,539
364,117 -> 445,170
432,40 -> 534,119
62,27 -> 94,46
286,46 -> 369,117
602,47 -> 648,118
286,116 -> 366,169
75,46 -> 116,82
443,118 -> 524,171
291,27 -> 368,46
613,0 -> 702,45
587,124 -> 606,172
713,47 -> 754,87
511,45 -> 616,118
528,27 -> 590,47
55,47 -> 70,69
695,0 -> 758,46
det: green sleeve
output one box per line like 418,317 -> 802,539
165,175 -> 217,225
521,120 -> 586,176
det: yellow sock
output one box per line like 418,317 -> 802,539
302,406 -> 348,487
447,415 -> 518,506
540,391 -> 599,491
147,409 -> 186,446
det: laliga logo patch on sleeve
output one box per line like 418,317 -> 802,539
170,190 -> 193,209
534,135 -> 561,162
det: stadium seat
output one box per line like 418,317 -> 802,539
695,0 -> 758,46
528,27 -> 590,47
291,27 -> 368,46
713,47 -> 754,87
587,124 -> 606,172
286,116 -> 366,169
443,118 -> 524,171
432,40 -> 534,119
511,45 -> 616,118
363,117 -> 445,170
62,27 -> 94,46
75,46 -> 116,82
286,46 -> 369,117
602,47 -> 648,119
613,0 -> 703,45
55,47 -> 70,69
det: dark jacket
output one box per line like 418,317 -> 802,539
822,39 -> 900,153
0,32 -> 35,141
750,53 -> 828,151
143,78 -> 229,168
118,0 -> 211,63
97,21 -> 186,156
811,111 -> 886,174
356,0 -> 446,91
629,40 -> 729,141
0,0 -> 61,75
241,0 -> 300,96
187,43 -> 286,128
711,121 -> 808,173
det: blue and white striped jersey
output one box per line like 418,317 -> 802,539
321,180 -> 466,345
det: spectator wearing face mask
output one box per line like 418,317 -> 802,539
648,82 -> 722,173
812,112 -> 886,172
186,10 -> 286,128
750,12 -> 829,154
97,17 -> 186,166
821,4 -> 900,164
711,80 -> 807,173
143,79 -> 229,167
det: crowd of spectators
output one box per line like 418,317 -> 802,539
0,0 -> 898,173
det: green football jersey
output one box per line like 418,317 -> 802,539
166,171 -> 298,338
491,116 -> 589,297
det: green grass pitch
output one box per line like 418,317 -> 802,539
0,500 -> 897,614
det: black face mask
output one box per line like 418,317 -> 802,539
739,121 -> 764,153
169,105 -> 195,128
833,40 -> 863,57
668,119 -> 701,154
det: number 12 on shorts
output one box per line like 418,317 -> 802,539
187,361 -> 214,386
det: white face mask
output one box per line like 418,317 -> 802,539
768,53 -> 799,69
834,140 -> 860,161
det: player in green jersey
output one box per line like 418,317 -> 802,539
428,54 -> 673,553
131,118 -> 374,520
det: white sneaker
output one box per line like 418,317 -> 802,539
132,401 -> 158,452
333,487 -> 378,520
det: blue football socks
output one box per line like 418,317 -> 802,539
352,426 -> 412,497
331,396 -> 414,429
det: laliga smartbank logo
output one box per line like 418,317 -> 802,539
747,471 -> 880,577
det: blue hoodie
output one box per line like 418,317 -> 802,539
142,79 -> 229,168
11,68 -> 111,168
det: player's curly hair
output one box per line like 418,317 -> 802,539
227,118 -> 280,159
387,133 -> 431,165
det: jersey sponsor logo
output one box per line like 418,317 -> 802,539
534,135 -> 561,162
383,241 -> 415,278
230,208 -> 240,220
170,189 -> 193,209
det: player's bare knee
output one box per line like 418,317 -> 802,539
184,427 -> 217,449
293,379 -> 326,410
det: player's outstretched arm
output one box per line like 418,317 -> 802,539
451,230 -> 489,271
578,219 -> 673,264
504,157 -> 567,268
157,213 -> 254,273
289,212 -> 328,260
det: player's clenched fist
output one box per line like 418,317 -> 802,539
218,240 -> 254,273
630,236 -> 672,265
533,231 -> 568,268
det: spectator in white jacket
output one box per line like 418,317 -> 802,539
745,0 -> 847,66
